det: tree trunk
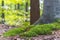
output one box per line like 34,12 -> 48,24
25,1 -> 28,22
15,3 -> 20,10
15,4 -> 17,10
17,3 -> 20,10
26,1 -> 28,12
34,0 -> 57,25
2,0 -> 5,24
30,0 -> 40,25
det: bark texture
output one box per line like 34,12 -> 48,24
30,0 -> 40,25
34,0 -> 57,25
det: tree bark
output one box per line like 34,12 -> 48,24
34,0 -> 55,25
30,0 -> 40,25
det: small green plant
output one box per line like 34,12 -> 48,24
55,18 -> 60,23
3,27 -> 25,37
22,25 -> 52,37
3,25 -> 35,37
3,22 -> 60,37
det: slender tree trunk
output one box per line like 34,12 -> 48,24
15,4 -> 17,10
26,1 -> 28,12
15,3 -> 20,10
17,3 -> 20,10
25,1 -> 28,22
2,0 -> 5,24
30,0 -> 40,25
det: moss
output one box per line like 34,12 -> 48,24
3,22 -> 60,37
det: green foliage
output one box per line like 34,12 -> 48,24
23,22 -> 30,26
3,25 -> 35,37
3,22 -> 60,37
51,23 -> 60,30
3,27 -> 25,37
23,25 -> 52,37
20,23 -> 60,37
0,0 -> 30,26
4,10 -> 25,26
40,23 -> 60,30
0,9 -> 30,26
55,18 -> 60,23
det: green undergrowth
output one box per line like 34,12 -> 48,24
21,25 -> 52,37
3,25 -> 35,37
3,22 -> 60,37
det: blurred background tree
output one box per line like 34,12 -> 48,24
0,0 -> 43,26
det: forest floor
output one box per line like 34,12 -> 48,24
0,24 -> 60,40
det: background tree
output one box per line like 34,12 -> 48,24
25,0 -> 28,22
2,0 -> 5,24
